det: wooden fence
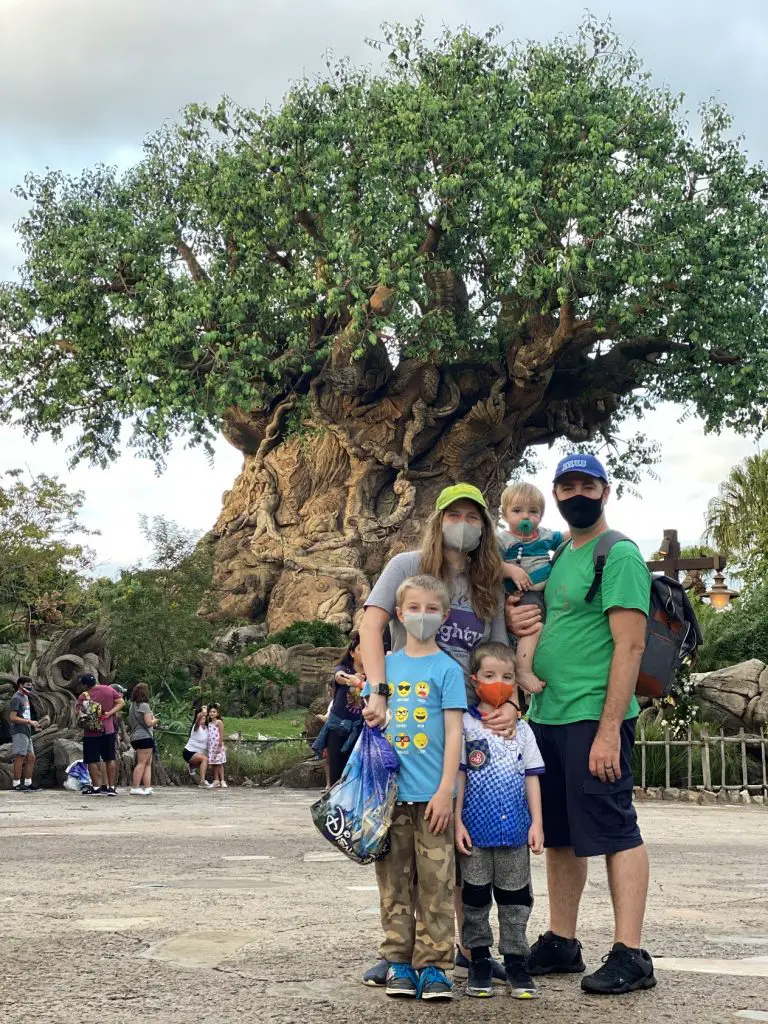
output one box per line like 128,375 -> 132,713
636,722 -> 768,795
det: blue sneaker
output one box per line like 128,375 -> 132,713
362,959 -> 389,987
418,965 -> 453,1001
386,963 -> 419,998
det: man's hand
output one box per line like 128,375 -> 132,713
589,727 -> 622,782
455,821 -> 473,855
505,594 -> 542,637
362,693 -> 387,728
508,564 -> 533,591
528,821 -> 544,855
425,788 -> 453,834
481,702 -> 518,738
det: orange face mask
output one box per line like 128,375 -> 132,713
473,677 -> 518,709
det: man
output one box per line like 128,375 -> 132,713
506,454 -> 655,995
75,673 -> 124,796
8,676 -> 42,792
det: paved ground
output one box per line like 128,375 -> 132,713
1,789 -> 767,1024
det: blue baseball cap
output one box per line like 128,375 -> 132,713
553,453 -> 609,483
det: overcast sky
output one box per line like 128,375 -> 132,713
1,0 -> 766,572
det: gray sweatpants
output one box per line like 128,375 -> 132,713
459,844 -> 532,957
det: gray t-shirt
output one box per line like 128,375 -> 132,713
129,702 -> 153,741
365,550 -> 509,702
9,692 -> 32,736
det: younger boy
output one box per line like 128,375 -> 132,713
364,574 -> 466,1001
497,482 -> 567,693
455,642 -> 545,999
9,676 -> 42,791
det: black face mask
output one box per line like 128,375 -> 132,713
557,494 -> 604,529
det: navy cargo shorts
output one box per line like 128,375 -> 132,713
530,719 -> 643,858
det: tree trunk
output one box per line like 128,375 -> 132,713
208,358 -> 533,630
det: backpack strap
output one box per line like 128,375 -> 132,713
551,539 -> 570,568
584,530 -> 634,604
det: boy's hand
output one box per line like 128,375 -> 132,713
508,564 -> 533,591
362,694 -> 387,728
528,821 -> 544,855
455,822 -> 473,855
425,788 -> 453,834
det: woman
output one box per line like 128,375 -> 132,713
314,633 -> 365,786
359,482 -> 517,988
128,683 -> 157,796
183,703 -> 212,788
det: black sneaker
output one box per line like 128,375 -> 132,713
581,943 -> 656,995
94,786 -> 109,796
23,784 -> 42,792
454,946 -> 507,986
80,785 -> 98,796
362,959 -> 389,987
11,785 -> 24,793
106,787 -> 118,797
504,956 -> 539,999
466,958 -> 494,998
528,931 -> 586,976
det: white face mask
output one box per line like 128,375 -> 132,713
402,612 -> 443,642
442,521 -> 482,553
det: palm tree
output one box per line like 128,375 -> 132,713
705,453 -> 768,583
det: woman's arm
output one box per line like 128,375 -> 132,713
360,605 -> 390,727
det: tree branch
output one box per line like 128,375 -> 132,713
175,238 -> 208,283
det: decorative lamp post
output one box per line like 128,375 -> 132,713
704,571 -> 739,611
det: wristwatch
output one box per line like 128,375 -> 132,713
372,684 -> 389,697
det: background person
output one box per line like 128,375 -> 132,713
9,676 -> 42,792
206,703 -> 227,788
183,704 -> 212,788
325,631 -> 365,785
129,683 -> 157,796
75,672 -> 124,797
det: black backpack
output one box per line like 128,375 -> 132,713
551,531 -> 703,699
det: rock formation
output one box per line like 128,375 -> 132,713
691,659 -> 768,732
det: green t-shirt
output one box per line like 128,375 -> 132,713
530,535 -> 650,725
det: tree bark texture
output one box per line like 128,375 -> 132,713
208,339 -> 622,630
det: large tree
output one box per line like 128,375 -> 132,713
2,20 -> 768,630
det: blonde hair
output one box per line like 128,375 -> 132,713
501,481 -> 546,518
396,574 -> 451,613
418,504 -> 503,623
470,641 -> 516,676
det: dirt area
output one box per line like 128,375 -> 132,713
1,789 -> 767,1024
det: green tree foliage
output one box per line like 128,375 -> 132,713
95,516 -> 213,693
0,469 -> 95,649
695,586 -> 768,673
706,453 -> 768,586
1,18 -> 767,477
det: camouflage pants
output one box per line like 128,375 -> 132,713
375,802 -> 454,970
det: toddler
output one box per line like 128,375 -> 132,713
455,642 -> 545,999
497,482 -> 568,692
206,703 -> 227,788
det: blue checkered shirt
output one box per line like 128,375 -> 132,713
460,709 -> 545,848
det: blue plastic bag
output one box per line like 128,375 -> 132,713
63,760 -> 91,791
310,725 -> 399,864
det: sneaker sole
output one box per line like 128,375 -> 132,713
420,991 -> 453,1001
582,974 -> 657,995
385,989 -> 418,998
361,979 -> 386,988
509,988 -> 540,999
529,961 -> 586,976
466,988 -> 494,999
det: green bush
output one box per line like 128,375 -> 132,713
266,620 -> 347,649
695,584 -> 768,672
210,662 -> 298,717
226,741 -> 308,782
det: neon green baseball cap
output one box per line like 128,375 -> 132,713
435,483 -> 488,511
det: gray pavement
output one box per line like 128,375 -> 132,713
1,789 -> 767,1023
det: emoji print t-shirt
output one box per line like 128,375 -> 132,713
373,649 -> 466,802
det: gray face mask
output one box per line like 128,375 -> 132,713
442,521 -> 482,553
402,612 -> 443,642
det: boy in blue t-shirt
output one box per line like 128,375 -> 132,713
497,482 -> 568,694
364,573 -> 466,1001
455,642 -> 545,999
